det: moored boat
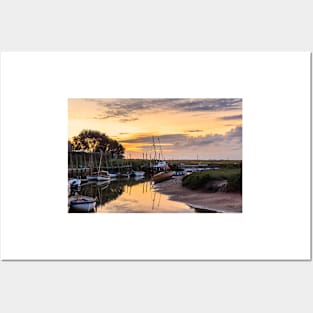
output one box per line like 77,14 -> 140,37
153,160 -> 167,170
151,137 -> 175,183
68,178 -> 81,186
174,170 -> 185,176
69,196 -> 97,212
131,170 -> 145,177
87,172 -> 110,181
100,170 -> 119,178
152,171 -> 175,183
86,150 -> 111,181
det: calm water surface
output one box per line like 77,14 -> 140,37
73,178 -> 191,213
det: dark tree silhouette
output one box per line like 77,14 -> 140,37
70,129 -> 125,158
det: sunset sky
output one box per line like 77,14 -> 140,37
68,98 -> 242,160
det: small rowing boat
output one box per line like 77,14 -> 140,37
69,196 -> 97,212
68,178 -> 81,186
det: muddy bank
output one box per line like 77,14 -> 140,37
153,176 -> 242,213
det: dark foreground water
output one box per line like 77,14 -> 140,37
69,177 -> 191,213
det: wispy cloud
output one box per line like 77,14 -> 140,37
219,114 -> 242,120
121,126 -> 242,148
90,98 -> 242,121
121,134 -> 186,144
119,117 -> 139,122
185,129 -> 203,133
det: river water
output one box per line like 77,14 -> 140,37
70,177 -> 192,213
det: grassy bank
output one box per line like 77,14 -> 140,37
182,167 -> 242,193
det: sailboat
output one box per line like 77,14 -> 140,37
151,137 -> 175,183
152,170 -> 175,183
87,150 -> 111,181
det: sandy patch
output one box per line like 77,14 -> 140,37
153,176 -> 242,213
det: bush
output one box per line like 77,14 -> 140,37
182,168 -> 242,193
226,174 -> 242,193
182,172 -> 212,189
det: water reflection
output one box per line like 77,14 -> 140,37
78,177 -> 191,213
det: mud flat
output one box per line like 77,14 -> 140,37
153,176 -> 242,213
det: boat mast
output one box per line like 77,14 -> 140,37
152,136 -> 157,161
98,150 -> 103,174
157,137 -> 164,161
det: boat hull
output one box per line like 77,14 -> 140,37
152,171 -> 175,183
108,173 -> 119,178
100,171 -> 119,178
69,197 -> 96,212
87,175 -> 110,181
68,178 -> 81,186
96,176 -> 110,181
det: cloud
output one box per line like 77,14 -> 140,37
121,134 -> 186,144
170,98 -> 242,112
90,98 -> 242,120
121,126 -> 242,149
185,126 -> 242,147
219,114 -> 242,120
227,125 -> 242,138
119,117 -> 139,123
185,129 -> 203,133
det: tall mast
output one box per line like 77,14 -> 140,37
152,136 -> 157,161
98,150 -> 103,174
158,137 -> 164,160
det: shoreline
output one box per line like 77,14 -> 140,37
153,176 -> 242,213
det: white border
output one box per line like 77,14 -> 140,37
0,52 -> 310,260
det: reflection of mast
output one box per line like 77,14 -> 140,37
157,192 -> 161,209
96,181 -> 109,211
126,184 -> 132,195
151,192 -> 162,211
142,181 -> 148,194
151,191 -> 156,210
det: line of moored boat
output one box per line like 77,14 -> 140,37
86,170 -> 146,181
68,161 -> 219,212
68,170 -> 146,212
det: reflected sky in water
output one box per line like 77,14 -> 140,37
78,178 -> 191,213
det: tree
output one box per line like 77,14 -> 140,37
70,129 -> 125,158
